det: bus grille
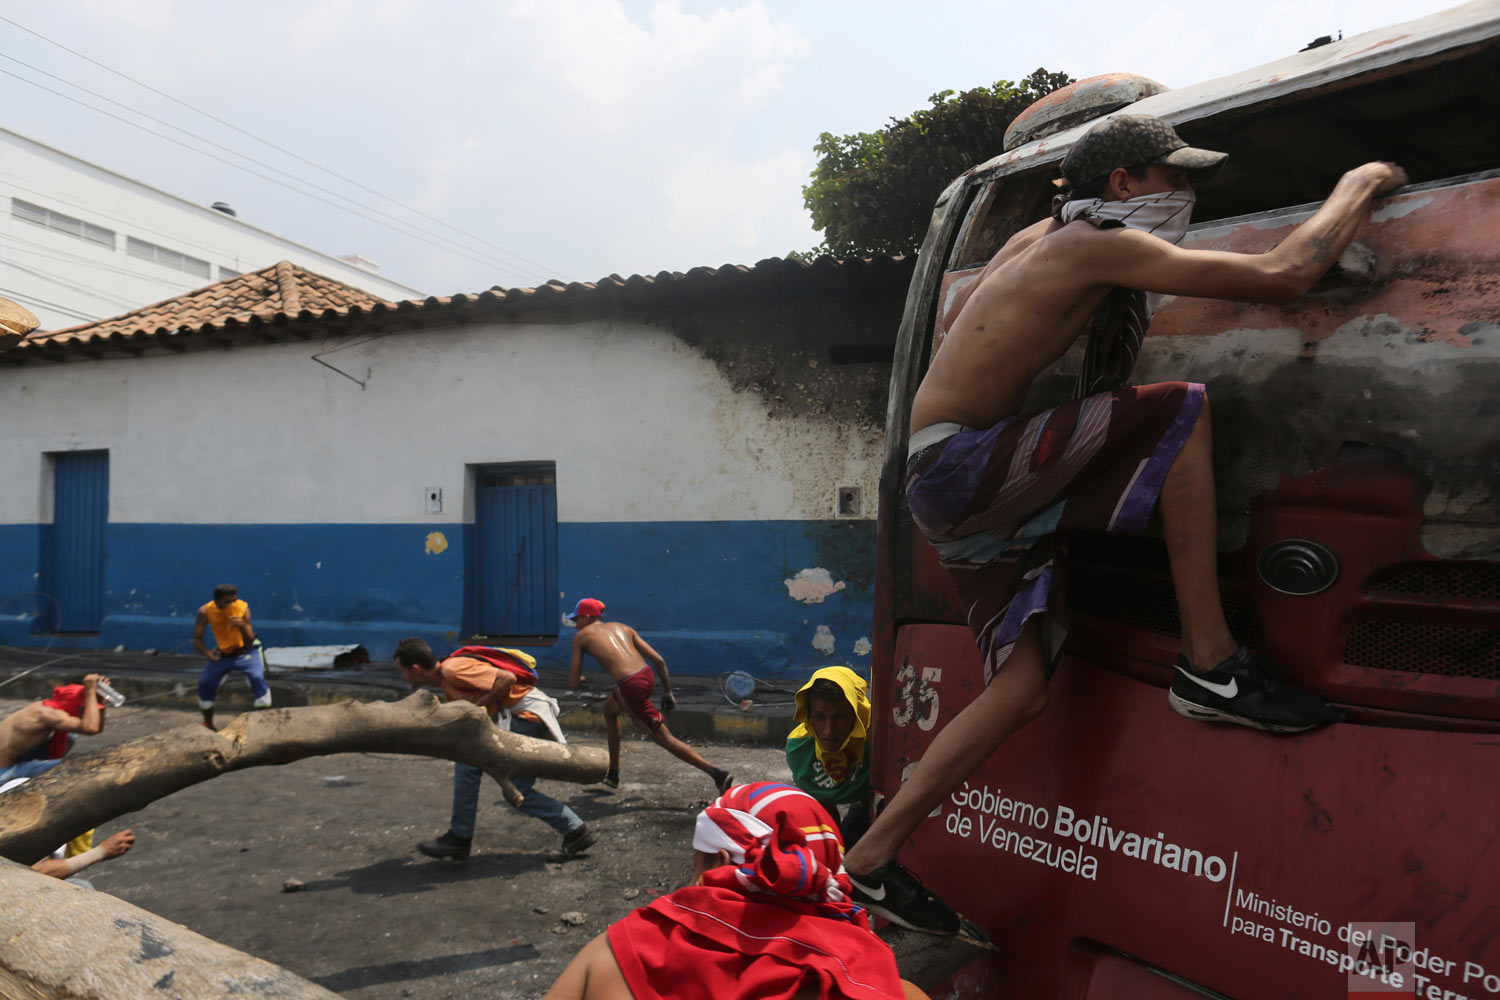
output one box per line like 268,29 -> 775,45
1068,577 -> 1257,643
1362,563 -> 1500,602
1343,619 -> 1500,679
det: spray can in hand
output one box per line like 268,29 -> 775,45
95,680 -> 126,707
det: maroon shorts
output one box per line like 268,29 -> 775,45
615,664 -> 664,732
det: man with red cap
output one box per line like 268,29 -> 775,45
0,674 -> 111,783
543,781 -> 926,1000
567,597 -> 732,794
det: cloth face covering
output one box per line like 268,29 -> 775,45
1053,188 -> 1196,396
1058,189 -> 1196,317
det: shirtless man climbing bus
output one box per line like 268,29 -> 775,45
841,114 -> 1408,934
567,598 -> 732,794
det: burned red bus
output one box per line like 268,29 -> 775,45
869,5 -> 1500,997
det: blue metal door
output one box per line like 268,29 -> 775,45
474,464 -> 557,637
51,450 -> 109,632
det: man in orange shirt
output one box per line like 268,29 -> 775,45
193,583 -> 271,730
394,637 -> 595,861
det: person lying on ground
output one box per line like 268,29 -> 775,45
394,637 -> 596,862
566,598 -> 731,794
543,781 -> 927,1000
0,775 -> 135,887
31,830 -> 136,883
843,114 -> 1408,935
785,666 -> 872,848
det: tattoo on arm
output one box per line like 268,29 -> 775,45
1310,224 -> 1342,264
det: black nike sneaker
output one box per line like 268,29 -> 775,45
1169,647 -> 1343,733
848,861 -> 962,935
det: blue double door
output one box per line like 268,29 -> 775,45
43,450 -> 109,632
471,464 -> 558,638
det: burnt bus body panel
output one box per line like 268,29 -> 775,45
871,6 -> 1500,998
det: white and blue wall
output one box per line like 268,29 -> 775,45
0,281 -> 903,678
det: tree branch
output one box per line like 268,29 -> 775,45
0,692 -> 606,864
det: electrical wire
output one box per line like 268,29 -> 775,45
0,230 -> 199,288
0,16 -> 562,281
0,54 -> 557,286
0,255 -> 140,310
1,169 -> 277,265
0,68 -> 552,287
0,284 -> 99,321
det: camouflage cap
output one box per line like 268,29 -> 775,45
1060,114 -> 1227,187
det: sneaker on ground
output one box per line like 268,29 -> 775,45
711,769 -> 734,794
848,861 -> 961,935
561,824 -> 596,858
417,831 -> 471,861
601,771 -> 619,789
1169,646 -> 1343,733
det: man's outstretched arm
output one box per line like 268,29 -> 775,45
1092,161 -> 1407,304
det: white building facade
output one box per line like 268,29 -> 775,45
0,259 -> 910,678
0,127 -> 422,332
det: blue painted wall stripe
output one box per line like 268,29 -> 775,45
0,519 -> 875,678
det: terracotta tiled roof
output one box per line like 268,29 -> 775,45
4,255 -> 914,363
21,260 -> 390,348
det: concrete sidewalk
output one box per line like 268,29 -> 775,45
0,645 -> 800,745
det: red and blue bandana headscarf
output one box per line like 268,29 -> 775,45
606,782 -> 904,1000
692,781 -> 859,920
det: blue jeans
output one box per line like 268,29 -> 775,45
198,643 -> 271,709
0,757 -> 62,785
449,715 -> 583,840
839,800 -> 871,849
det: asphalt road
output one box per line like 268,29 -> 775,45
3,699 -> 793,999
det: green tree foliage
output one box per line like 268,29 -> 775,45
801,68 -> 1073,259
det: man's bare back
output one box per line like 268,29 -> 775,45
0,703 -> 72,767
572,621 -> 653,684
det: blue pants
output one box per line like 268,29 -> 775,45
198,643 -> 271,709
0,757 -> 62,785
449,715 -> 583,840
839,800 -> 871,849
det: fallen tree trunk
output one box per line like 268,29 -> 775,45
0,858 -> 341,1000
0,691 -> 606,863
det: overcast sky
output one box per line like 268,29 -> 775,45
0,0 -> 1464,296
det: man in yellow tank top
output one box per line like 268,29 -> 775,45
193,583 -> 271,729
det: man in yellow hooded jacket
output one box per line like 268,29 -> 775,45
784,666 -> 872,847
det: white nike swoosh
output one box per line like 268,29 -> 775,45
1177,668 -> 1237,699
852,877 -> 887,901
